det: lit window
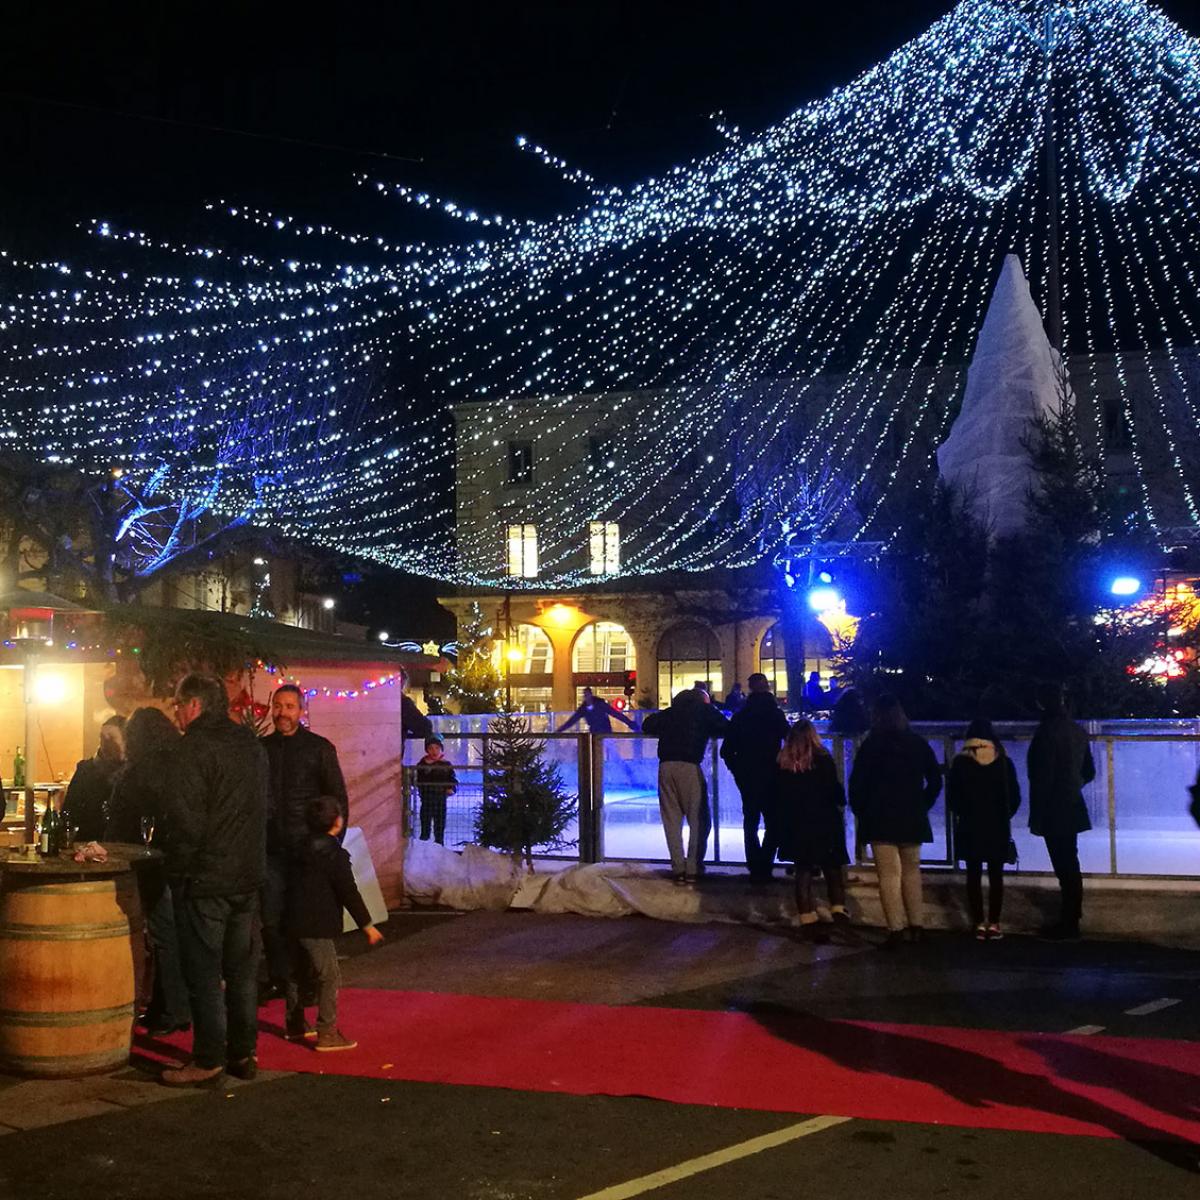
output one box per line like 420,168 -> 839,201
589,521 -> 619,575
507,523 -> 538,578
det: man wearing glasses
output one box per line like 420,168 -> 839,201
159,673 -> 269,1087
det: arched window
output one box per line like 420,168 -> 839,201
657,622 -> 722,706
491,624 -> 555,712
758,621 -> 835,706
571,621 -> 636,706
758,623 -> 788,702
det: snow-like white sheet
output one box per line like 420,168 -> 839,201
937,254 -> 1068,537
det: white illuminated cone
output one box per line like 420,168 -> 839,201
937,253 -> 1067,538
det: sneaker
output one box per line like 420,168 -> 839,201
226,1056 -> 258,1081
160,1061 -> 224,1088
974,924 -> 988,941
285,1020 -> 317,1042
315,1029 -> 358,1053
831,908 -> 852,925
986,924 -> 1004,941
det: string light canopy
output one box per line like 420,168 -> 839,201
4,0 -> 1200,588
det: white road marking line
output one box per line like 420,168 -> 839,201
1123,997 -> 1182,1017
1065,1024 -> 1106,1035
573,1115 -> 851,1200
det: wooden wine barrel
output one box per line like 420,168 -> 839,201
0,854 -> 144,1078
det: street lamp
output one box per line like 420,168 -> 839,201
1,591 -> 90,843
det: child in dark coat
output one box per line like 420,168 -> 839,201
414,737 -> 458,844
284,796 -> 383,1051
947,719 -> 1021,940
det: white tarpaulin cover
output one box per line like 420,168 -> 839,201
402,840 -> 810,925
937,254 -> 1067,537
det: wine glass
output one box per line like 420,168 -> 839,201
140,815 -> 156,850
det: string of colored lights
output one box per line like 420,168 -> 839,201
4,0 -> 1200,588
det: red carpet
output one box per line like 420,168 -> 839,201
138,989 -> 1200,1143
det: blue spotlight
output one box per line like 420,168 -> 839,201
1109,576 -> 1142,597
808,586 -> 843,613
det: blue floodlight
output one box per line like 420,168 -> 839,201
1109,576 -> 1142,597
818,570 -> 833,583
808,586 -> 843,614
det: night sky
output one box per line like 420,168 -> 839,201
5,0 -> 1198,253
5,0 -> 1200,635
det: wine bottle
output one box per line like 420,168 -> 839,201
38,807 -> 53,856
13,746 -> 25,789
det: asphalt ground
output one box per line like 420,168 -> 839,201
1,909 -> 1198,1198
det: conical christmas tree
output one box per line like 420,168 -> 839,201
476,712 -> 577,871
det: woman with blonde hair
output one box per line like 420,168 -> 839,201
776,719 -> 850,940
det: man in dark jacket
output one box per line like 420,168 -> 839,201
642,689 -> 729,882
160,673 -> 268,1087
720,673 -> 790,880
259,684 -> 350,994
1027,683 -> 1096,940
557,687 -> 635,734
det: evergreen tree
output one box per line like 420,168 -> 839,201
476,711 -> 577,871
445,602 -> 503,714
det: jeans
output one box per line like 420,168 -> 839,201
175,889 -> 261,1069
260,853 -> 291,989
658,761 -> 710,876
1043,833 -> 1083,929
141,869 -> 190,1027
965,860 -> 1005,926
872,843 -> 924,932
285,938 -> 340,1033
736,779 -> 778,878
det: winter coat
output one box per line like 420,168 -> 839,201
947,739 -> 1021,864
285,832 -> 372,939
105,750 -> 175,844
402,695 -> 434,741
642,691 -> 729,764
415,756 -> 457,800
720,691 -> 790,787
63,756 -> 123,842
848,729 -> 942,845
559,697 -> 632,734
161,711 -> 268,897
775,752 -> 850,867
261,726 -> 349,854
1027,714 -> 1095,838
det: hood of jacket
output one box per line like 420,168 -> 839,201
960,738 -> 998,766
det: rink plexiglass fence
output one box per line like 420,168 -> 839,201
400,715 -> 1200,878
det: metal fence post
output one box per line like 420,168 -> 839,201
711,741 -> 721,863
1106,737 -> 1118,876
576,733 -> 596,864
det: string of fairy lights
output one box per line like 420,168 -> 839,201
4,0 -> 1200,588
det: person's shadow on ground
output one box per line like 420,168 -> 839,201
746,1003 -> 1200,1174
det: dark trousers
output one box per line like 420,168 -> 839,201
1044,833 -> 1083,929
175,889 -> 260,1069
965,860 -> 1005,926
284,938 -> 340,1033
141,870 -> 190,1027
418,789 -> 447,844
260,853 -> 291,988
737,779 -> 778,878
